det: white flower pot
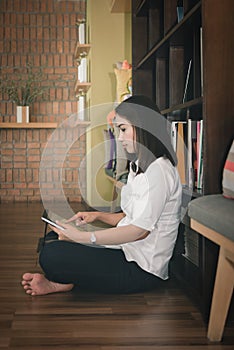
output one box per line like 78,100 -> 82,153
17,106 -> 29,123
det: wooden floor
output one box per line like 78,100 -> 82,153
0,202 -> 233,349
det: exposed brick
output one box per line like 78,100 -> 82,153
32,130 -> 40,141
14,143 -> 27,149
24,14 -> 30,26
0,190 -> 7,198
12,130 -> 20,142
48,0 -> 54,13
14,149 -> 26,156
19,169 -> 26,182
7,189 -> 21,196
13,162 -> 27,169
31,163 -> 41,170
1,183 -> 14,189
14,183 -> 27,189
0,169 -> 6,182
28,155 -> 41,162
6,169 -> 12,182
0,0 -> 86,202
26,169 -> 33,182
28,182 -> 40,189
2,149 -> 13,156
21,189 -> 34,196
50,14 -> 56,26
33,169 -> 39,183
53,102 -> 59,114
14,196 -> 28,202
1,162 -> 13,169
14,155 -> 27,162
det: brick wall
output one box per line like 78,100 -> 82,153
0,126 -> 87,202
0,0 -> 87,202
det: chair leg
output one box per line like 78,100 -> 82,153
208,247 -> 234,341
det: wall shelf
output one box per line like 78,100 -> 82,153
0,122 -> 58,129
0,121 -> 90,129
74,43 -> 91,59
75,82 -> 91,95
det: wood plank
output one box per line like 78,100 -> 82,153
0,122 -> 58,128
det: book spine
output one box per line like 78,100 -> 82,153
200,27 -> 203,96
176,121 -> 186,185
177,0 -> 184,23
187,119 -> 193,188
197,120 -> 203,189
183,59 -> 192,103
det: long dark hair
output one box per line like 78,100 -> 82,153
115,95 -> 177,173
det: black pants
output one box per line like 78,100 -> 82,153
39,231 -> 161,294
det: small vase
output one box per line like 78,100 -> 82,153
17,106 -> 29,123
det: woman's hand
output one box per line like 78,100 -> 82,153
49,222 -> 86,243
67,211 -> 125,227
65,211 -> 99,226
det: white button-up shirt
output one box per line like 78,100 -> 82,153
118,157 -> 182,280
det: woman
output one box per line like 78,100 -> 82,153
22,95 -> 182,296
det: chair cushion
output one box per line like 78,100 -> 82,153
188,194 -> 234,241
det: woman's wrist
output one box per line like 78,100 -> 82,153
90,231 -> 97,244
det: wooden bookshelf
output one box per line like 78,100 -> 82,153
131,0 -> 234,322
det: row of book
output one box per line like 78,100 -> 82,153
169,118 -> 204,190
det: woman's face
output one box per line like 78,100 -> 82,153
115,114 -> 136,154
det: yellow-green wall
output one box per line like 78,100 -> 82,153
85,0 -> 131,209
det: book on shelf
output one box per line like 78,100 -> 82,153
169,46 -> 184,106
200,27 -> 203,96
169,120 -> 187,185
176,121 -> 187,185
168,117 -> 203,190
197,120 -> 204,189
187,118 -> 197,188
182,59 -> 192,103
171,121 -> 178,153
177,0 -> 184,23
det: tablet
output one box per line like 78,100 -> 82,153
41,216 -> 65,231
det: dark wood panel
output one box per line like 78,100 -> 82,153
203,0 -> 234,194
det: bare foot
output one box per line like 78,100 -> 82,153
21,273 -> 74,296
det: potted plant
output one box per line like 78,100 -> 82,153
0,62 -> 47,123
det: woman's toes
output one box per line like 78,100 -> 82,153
22,272 -> 34,281
26,289 -> 32,295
